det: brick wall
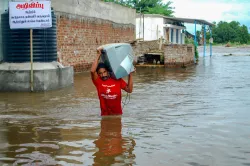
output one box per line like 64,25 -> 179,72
56,14 -> 135,73
164,44 -> 194,68
132,41 -> 195,68
132,40 -> 160,56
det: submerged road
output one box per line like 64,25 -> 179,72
0,47 -> 250,165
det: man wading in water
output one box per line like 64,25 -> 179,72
91,47 -> 134,116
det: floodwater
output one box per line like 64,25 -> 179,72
0,46 -> 250,166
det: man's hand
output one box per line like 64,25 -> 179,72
130,67 -> 136,75
91,46 -> 103,81
96,47 -> 103,56
132,67 -> 136,73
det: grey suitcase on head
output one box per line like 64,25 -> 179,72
100,43 -> 134,79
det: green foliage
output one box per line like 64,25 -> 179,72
102,0 -> 174,16
160,54 -> 164,64
196,30 -> 201,44
194,45 -> 199,61
143,1 -> 174,16
211,21 -> 250,44
185,37 -> 194,44
184,38 -> 198,61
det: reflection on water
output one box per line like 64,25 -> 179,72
93,117 -> 135,165
1,48 -> 250,165
1,120 -> 62,165
0,117 -> 135,165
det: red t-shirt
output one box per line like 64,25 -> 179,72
93,77 -> 127,116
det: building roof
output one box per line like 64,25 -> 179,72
137,14 -> 214,26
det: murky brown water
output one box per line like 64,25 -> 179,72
1,47 -> 250,166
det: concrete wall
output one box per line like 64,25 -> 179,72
51,0 -> 135,25
172,29 -> 176,44
0,0 -> 8,62
164,44 -> 194,68
168,28 -> 171,43
136,17 -> 164,41
0,66 -> 74,92
178,30 -> 181,44
136,15 -> 143,39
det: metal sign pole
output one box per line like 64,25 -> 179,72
203,24 -> 206,57
30,29 -> 34,92
194,20 -> 197,62
210,27 -> 213,57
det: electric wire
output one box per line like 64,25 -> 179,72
122,57 -> 134,110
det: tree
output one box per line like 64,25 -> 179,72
211,21 -> 250,44
102,0 -> 174,16
239,25 -> 249,44
144,1 -> 174,16
229,21 -> 240,42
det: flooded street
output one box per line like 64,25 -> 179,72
0,47 -> 250,166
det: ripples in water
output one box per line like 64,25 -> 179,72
1,50 -> 250,165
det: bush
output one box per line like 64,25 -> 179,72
194,45 -> 199,61
185,38 -> 198,61
185,38 -> 194,44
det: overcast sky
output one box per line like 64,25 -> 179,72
164,0 -> 250,33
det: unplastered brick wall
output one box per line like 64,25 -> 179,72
132,40 -> 160,56
164,44 -> 194,68
56,14 -> 135,73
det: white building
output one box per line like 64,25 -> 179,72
136,14 -> 186,44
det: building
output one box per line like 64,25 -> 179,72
135,14 -> 214,67
136,14 -> 186,44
